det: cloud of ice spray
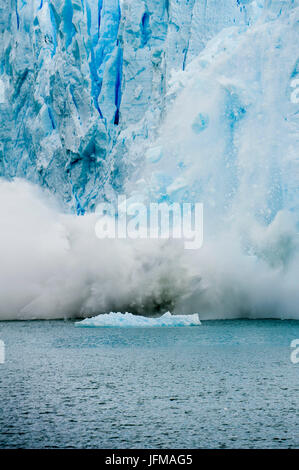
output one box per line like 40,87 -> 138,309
0,178 -> 298,320
0,179 -> 193,320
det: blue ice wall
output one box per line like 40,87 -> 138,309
0,0 -> 297,212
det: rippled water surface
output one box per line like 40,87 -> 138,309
0,320 -> 298,448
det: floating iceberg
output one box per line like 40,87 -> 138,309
75,312 -> 201,328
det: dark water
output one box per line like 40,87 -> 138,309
0,320 -> 298,448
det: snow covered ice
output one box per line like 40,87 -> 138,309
75,311 -> 201,327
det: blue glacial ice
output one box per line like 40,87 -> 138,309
75,311 -> 201,327
0,0 -> 264,212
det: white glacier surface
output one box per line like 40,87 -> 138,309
75,311 -> 201,327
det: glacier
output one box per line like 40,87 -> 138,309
0,0 -> 262,211
0,1 -> 299,320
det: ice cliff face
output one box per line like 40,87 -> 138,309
136,2 -> 299,225
0,0 -> 260,212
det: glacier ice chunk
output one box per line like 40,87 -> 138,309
75,311 -> 201,328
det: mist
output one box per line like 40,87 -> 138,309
0,178 -> 298,320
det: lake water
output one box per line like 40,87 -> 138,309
0,320 -> 298,448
